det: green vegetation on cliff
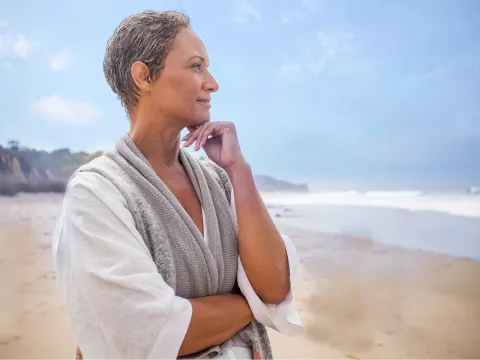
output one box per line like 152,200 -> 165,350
0,141 -> 102,196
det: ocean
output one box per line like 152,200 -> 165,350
263,190 -> 480,260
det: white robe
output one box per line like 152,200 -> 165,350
53,171 -> 303,359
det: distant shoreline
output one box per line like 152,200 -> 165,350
263,197 -> 480,262
0,181 -> 67,197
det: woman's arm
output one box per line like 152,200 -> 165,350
184,122 -> 291,305
225,162 -> 290,305
179,294 -> 252,356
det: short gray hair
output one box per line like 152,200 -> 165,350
103,10 -> 191,116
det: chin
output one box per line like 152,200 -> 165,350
191,115 -> 211,127
184,109 -> 211,127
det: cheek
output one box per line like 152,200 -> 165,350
154,73 -> 203,114
183,76 -> 202,97
177,77 -> 203,110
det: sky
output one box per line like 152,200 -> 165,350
0,0 -> 479,189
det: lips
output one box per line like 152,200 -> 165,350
197,99 -> 211,108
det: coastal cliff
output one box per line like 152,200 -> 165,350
0,142 -> 308,196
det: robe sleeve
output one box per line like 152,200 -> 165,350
230,194 -> 304,336
53,172 -> 192,359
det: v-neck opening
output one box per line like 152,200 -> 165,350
120,134 -> 206,244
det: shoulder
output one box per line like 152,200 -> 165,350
73,152 -> 120,179
68,152 -> 132,202
66,170 -> 127,211
65,151 -> 128,209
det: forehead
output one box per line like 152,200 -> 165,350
169,28 -> 208,60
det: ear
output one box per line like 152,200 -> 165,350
131,61 -> 153,91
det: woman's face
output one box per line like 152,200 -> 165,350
150,28 -> 219,127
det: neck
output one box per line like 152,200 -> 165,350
129,109 -> 183,170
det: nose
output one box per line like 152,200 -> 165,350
203,70 -> 219,93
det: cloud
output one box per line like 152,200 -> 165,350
280,31 -> 357,75
50,51 -> 71,71
31,95 -> 101,124
0,33 -> 30,59
0,19 -> 8,28
233,0 -> 261,23
13,35 -> 31,58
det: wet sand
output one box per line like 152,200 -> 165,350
1,193 -> 479,359
269,223 -> 480,359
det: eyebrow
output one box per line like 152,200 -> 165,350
188,55 -> 209,67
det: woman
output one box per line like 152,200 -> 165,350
53,10 -> 302,359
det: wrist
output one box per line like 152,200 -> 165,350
224,160 -> 251,179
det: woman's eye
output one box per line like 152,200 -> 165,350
192,63 -> 202,70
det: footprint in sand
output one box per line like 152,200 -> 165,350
0,335 -> 21,346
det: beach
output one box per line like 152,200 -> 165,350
1,193 -> 479,359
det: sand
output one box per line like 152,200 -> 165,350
0,194 -> 76,359
1,193 -> 479,359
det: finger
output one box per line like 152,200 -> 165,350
182,125 -> 200,141
195,123 -> 212,151
205,122 -> 231,138
199,126 -> 214,149
198,122 -> 228,149
183,126 -> 202,147
181,132 -> 192,141
201,133 -> 210,147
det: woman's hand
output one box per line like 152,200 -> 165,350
182,121 -> 246,170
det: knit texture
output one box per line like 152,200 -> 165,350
73,134 -> 273,359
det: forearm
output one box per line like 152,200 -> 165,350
225,162 -> 290,304
179,294 -> 253,356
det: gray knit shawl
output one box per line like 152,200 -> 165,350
74,134 -> 272,359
